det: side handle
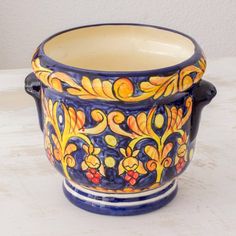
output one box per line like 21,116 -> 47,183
190,79 -> 217,141
25,73 -> 43,131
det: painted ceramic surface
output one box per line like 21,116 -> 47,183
25,24 -> 217,215
33,57 -> 206,193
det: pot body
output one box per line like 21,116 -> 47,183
25,24 -> 217,215
42,83 -> 194,191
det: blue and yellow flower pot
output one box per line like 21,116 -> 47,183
25,23 -> 216,216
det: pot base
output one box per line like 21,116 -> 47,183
63,179 -> 178,216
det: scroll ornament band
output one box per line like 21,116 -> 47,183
32,57 -> 206,102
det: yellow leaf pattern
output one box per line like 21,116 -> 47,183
32,57 -> 206,102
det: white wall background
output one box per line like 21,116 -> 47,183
0,0 -> 236,69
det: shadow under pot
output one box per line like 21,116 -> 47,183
25,23 -> 216,216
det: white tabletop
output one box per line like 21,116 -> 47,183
0,58 -> 235,236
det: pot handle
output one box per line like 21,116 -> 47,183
190,79 -> 217,141
25,73 -> 43,131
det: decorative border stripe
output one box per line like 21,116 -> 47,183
64,180 -> 177,207
66,179 -> 176,202
66,179 -> 175,198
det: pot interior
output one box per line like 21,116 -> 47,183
43,24 -> 195,72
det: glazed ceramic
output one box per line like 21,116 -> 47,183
25,23 -> 216,216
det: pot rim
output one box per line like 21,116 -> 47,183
34,23 -> 204,77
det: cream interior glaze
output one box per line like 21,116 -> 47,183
43,25 -> 195,71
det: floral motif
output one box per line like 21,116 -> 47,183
42,94 -> 107,180
118,147 -> 146,185
108,97 -> 192,183
81,144 -> 105,184
175,132 -> 188,173
32,57 -> 206,102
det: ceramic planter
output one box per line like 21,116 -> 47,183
25,23 -> 216,216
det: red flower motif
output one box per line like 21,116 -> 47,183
44,133 -> 55,165
86,168 -> 101,184
124,170 -> 139,185
46,147 -> 54,164
176,158 -> 186,174
175,132 -> 188,174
